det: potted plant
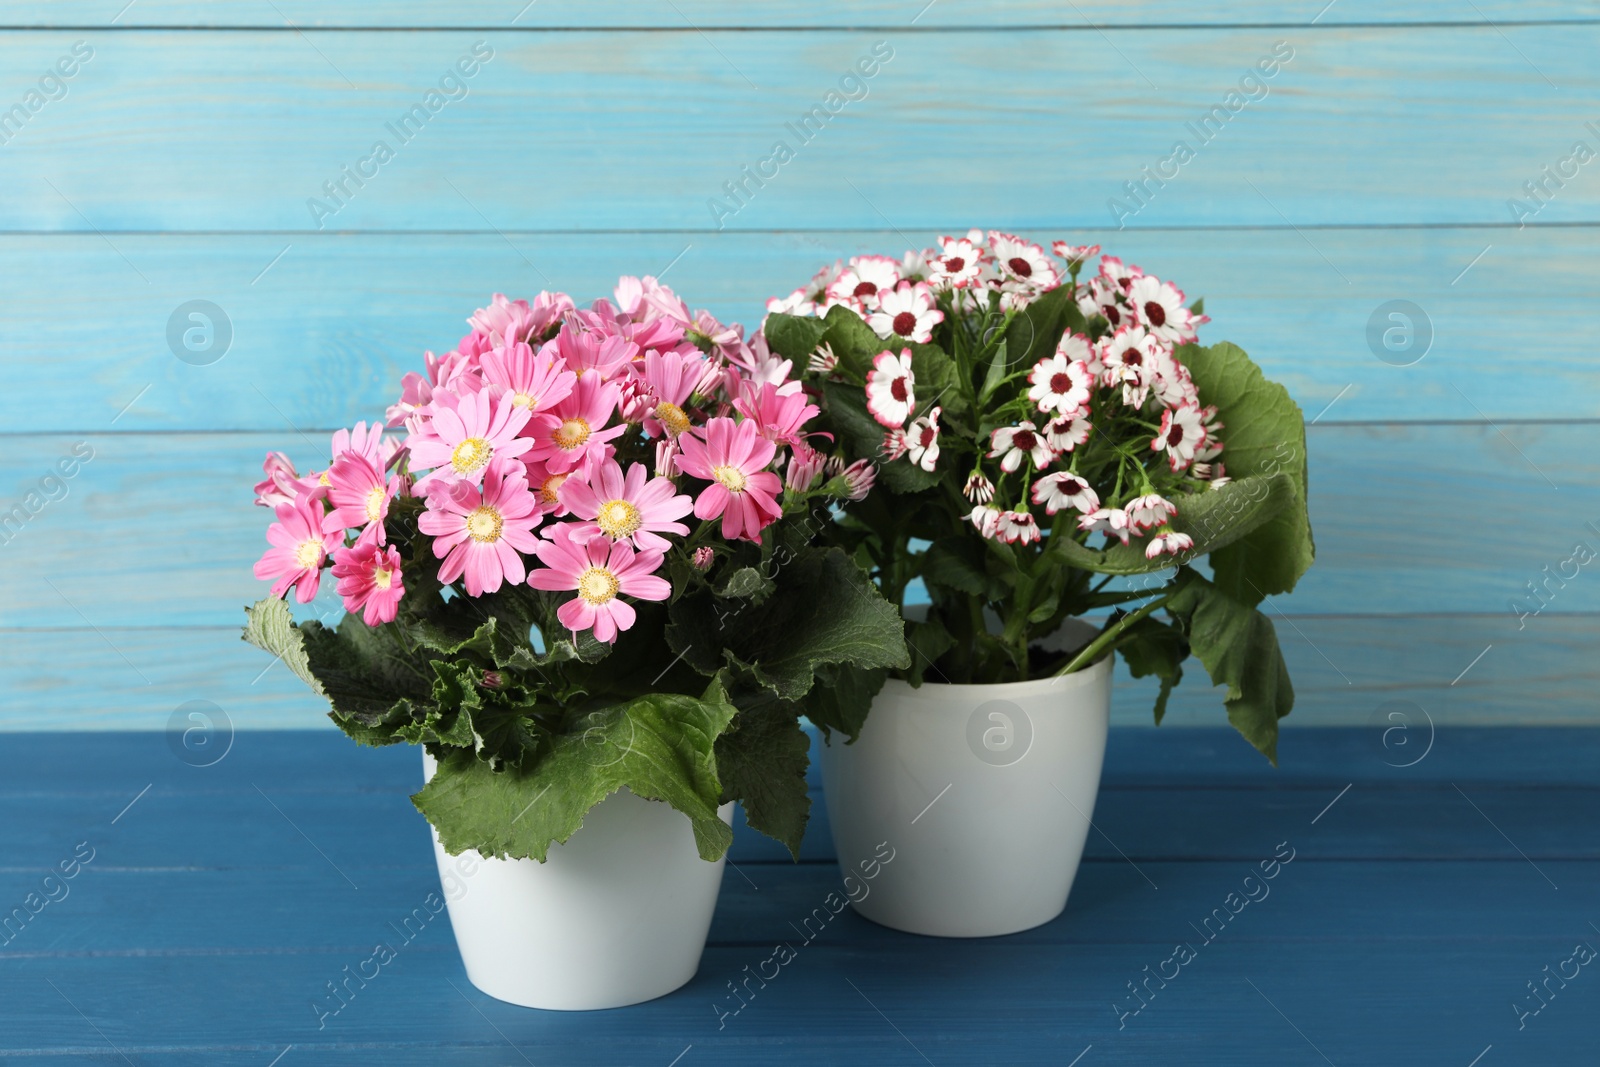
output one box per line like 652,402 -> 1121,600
242,279 -> 908,1008
761,232 -> 1314,937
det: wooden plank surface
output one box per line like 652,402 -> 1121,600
1,729 -> 1593,1065
0,27 -> 1597,232
2,228 -> 1595,430
5,2 -> 1598,28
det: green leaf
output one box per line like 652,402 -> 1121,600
1189,297 -> 1205,316
818,304 -> 891,381
904,615 -> 956,686
667,547 -> 910,702
763,312 -> 829,365
1117,617 -> 1188,725
1000,283 -> 1084,371
1178,341 -> 1314,605
801,663 -> 887,742
713,703 -> 812,859
920,537 -> 994,598
1166,571 -> 1293,763
413,683 -> 739,862
717,566 -> 776,601
242,597 -> 324,696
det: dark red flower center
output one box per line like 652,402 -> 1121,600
1061,477 -> 1084,494
853,280 -> 878,299
1167,423 -> 1185,446
1144,300 -> 1167,327
893,311 -> 918,336
918,425 -> 937,446
1104,304 -> 1121,326
890,377 -> 909,402
1012,429 -> 1037,451
1008,257 -> 1032,278
1050,372 -> 1073,393
1121,348 -> 1143,367
945,256 -> 966,273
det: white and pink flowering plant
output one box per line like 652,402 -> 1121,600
244,279 -> 908,862
765,232 -> 1314,761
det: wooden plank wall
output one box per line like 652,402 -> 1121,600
1,3 -> 1596,731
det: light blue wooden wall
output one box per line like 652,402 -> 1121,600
2,3 -> 1596,730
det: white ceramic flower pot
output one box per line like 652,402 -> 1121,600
818,620 -> 1113,937
423,752 -> 732,1010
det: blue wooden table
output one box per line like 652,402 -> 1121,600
3,726 -> 1594,1065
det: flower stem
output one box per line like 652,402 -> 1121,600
1055,593 -> 1172,676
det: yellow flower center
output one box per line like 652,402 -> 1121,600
364,485 -> 387,523
655,402 -> 691,436
577,566 -> 620,605
554,418 -> 590,451
595,498 -> 642,539
294,538 -> 323,568
712,465 -> 747,493
539,474 -> 568,507
511,391 -> 537,409
316,470 -> 330,487
373,566 -> 394,590
466,504 -> 503,543
450,437 -> 493,476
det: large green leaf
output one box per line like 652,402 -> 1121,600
763,312 -> 829,366
667,546 -> 910,701
242,597 -> 324,695
713,702 -> 812,859
1165,571 -> 1294,763
1178,341 -> 1313,605
801,663 -> 886,743
1117,616 -> 1187,725
999,283 -> 1084,371
413,682 -> 739,862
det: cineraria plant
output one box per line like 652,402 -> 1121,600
763,232 -> 1314,761
242,279 -> 909,862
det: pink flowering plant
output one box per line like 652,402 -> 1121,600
764,232 -> 1314,760
244,280 -> 908,861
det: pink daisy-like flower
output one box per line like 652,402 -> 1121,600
330,421 -> 396,470
1152,401 -> 1208,472
676,417 -> 783,544
989,421 -> 1053,472
865,349 -> 916,428
1127,275 -> 1194,346
638,349 -> 706,437
526,373 -> 627,474
785,442 -> 826,493
1032,472 -> 1100,516
838,458 -> 876,501
331,539 -> 405,626
529,526 -> 670,643
1043,413 -> 1093,453
692,545 -> 716,571
1125,493 -> 1178,531
254,451 -> 310,508
558,458 -> 694,552
988,231 -> 1060,289
969,505 -> 1004,540
481,340 -> 577,416
417,459 -> 542,597
408,388 -> 534,489
326,453 -> 400,543
1077,506 -> 1134,546
867,281 -> 944,343
470,291 -> 573,347
1027,353 -> 1094,417
548,324 -> 637,382
927,234 -> 986,289
998,510 -> 1042,546
904,406 -> 941,472
1145,529 -> 1196,560
825,255 -> 902,311
963,472 -> 995,504
253,491 -> 345,604
734,381 -> 819,448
